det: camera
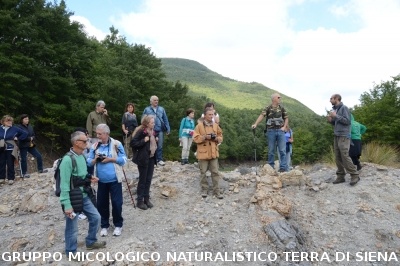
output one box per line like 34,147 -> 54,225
96,153 -> 107,162
209,133 -> 216,140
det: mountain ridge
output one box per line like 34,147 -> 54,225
161,57 -> 317,117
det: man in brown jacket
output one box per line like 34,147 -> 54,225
193,107 -> 223,199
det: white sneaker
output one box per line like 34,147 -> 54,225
113,227 -> 122,236
158,160 -> 166,166
100,228 -> 108,237
8,180 -> 14,185
78,213 -> 87,220
0,179 -> 5,184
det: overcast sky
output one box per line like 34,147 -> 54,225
66,0 -> 400,114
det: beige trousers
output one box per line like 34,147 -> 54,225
198,158 -> 220,194
334,136 -> 358,178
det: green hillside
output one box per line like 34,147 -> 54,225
161,58 -> 316,117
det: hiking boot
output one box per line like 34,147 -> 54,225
333,177 -> 345,184
357,163 -> 362,171
278,169 -> 286,173
181,160 -> 185,165
184,159 -> 189,164
144,197 -> 153,208
100,228 -> 108,237
113,227 -> 122,236
137,200 -> 148,210
39,169 -> 48,173
350,176 -> 360,186
214,193 -> 224,199
86,241 -> 106,250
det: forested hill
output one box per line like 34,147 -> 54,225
1,1 -> 397,164
161,58 -> 316,117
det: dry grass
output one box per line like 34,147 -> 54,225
322,145 -> 336,166
322,142 -> 399,167
362,141 -> 400,167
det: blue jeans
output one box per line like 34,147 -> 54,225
19,147 -> 44,174
277,144 -> 292,171
65,197 -> 100,255
156,131 -> 164,162
97,181 -> 123,228
266,129 -> 287,170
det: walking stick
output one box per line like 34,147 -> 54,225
253,128 -> 258,176
17,149 -> 23,179
122,168 -> 136,208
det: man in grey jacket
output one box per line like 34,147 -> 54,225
327,94 -> 360,185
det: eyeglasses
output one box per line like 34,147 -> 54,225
77,139 -> 88,143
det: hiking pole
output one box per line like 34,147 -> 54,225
253,128 -> 258,176
17,149 -> 23,179
122,168 -> 136,208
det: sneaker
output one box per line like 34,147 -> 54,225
100,228 -> 108,237
78,213 -> 87,220
113,227 -> 122,236
158,160 -> 166,166
23,174 -> 30,178
0,179 -> 5,184
39,169 -> 48,173
8,180 -> 14,185
86,241 -> 106,250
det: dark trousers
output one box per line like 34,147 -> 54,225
0,150 -> 15,180
137,157 -> 155,201
19,147 -> 44,174
97,181 -> 123,228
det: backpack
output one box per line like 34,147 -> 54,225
54,151 -> 77,197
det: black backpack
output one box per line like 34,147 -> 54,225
54,152 -> 76,197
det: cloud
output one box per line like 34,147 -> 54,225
71,15 -> 107,41
71,0 -> 400,114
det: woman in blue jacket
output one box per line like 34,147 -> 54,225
16,114 -> 48,178
0,115 -> 28,185
179,108 -> 195,165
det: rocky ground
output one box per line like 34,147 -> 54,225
0,159 -> 399,266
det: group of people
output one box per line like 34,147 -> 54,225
2,93 -> 366,258
57,96 -> 224,258
0,114 -> 48,185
